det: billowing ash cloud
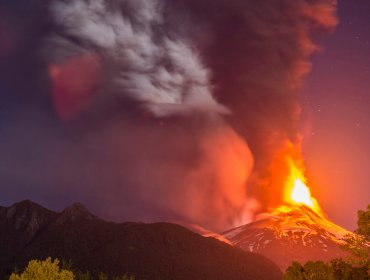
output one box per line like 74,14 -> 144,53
45,0 -> 228,119
0,0 -> 337,231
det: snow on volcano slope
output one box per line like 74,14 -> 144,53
223,205 -> 353,270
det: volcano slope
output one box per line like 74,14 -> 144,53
223,205 -> 353,271
0,200 -> 282,280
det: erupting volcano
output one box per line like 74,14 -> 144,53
223,203 -> 352,271
283,158 -> 323,216
222,155 -> 355,270
3,0 -> 370,277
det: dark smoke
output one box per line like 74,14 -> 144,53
0,0 -> 337,231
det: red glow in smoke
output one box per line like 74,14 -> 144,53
49,54 -> 101,121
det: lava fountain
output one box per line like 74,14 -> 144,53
283,157 -> 323,216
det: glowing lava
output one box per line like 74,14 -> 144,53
284,158 -> 323,216
291,178 -> 313,207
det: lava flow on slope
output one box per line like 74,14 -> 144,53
223,204 -> 352,270
223,156 -> 355,270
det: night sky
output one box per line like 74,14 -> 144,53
0,0 -> 369,231
303,0 -> 370,229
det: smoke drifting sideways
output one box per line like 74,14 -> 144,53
0,0 -> 337,231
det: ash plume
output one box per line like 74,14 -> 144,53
45,0 -> 228,119
0,0 -> 337,231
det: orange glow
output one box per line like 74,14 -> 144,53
284,158 -> 323,215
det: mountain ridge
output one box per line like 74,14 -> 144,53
0,200 -> 282,280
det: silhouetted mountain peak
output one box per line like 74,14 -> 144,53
3,200 -> 55,232
57,202 -> 96,223
5,200 -> 46,217
0,201 -> 57,251
0,200 -> 282,279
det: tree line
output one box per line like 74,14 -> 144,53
283,205 -> 370,280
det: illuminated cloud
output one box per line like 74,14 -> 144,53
0,0 -> 337,231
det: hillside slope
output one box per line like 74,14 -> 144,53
223,205 -> 352,270
0,200 -> 282,280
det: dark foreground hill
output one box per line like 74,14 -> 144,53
0,200 -> 282,280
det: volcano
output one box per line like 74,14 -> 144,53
222,205 -> 353,270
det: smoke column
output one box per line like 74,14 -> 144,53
0,0 -> 337,231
